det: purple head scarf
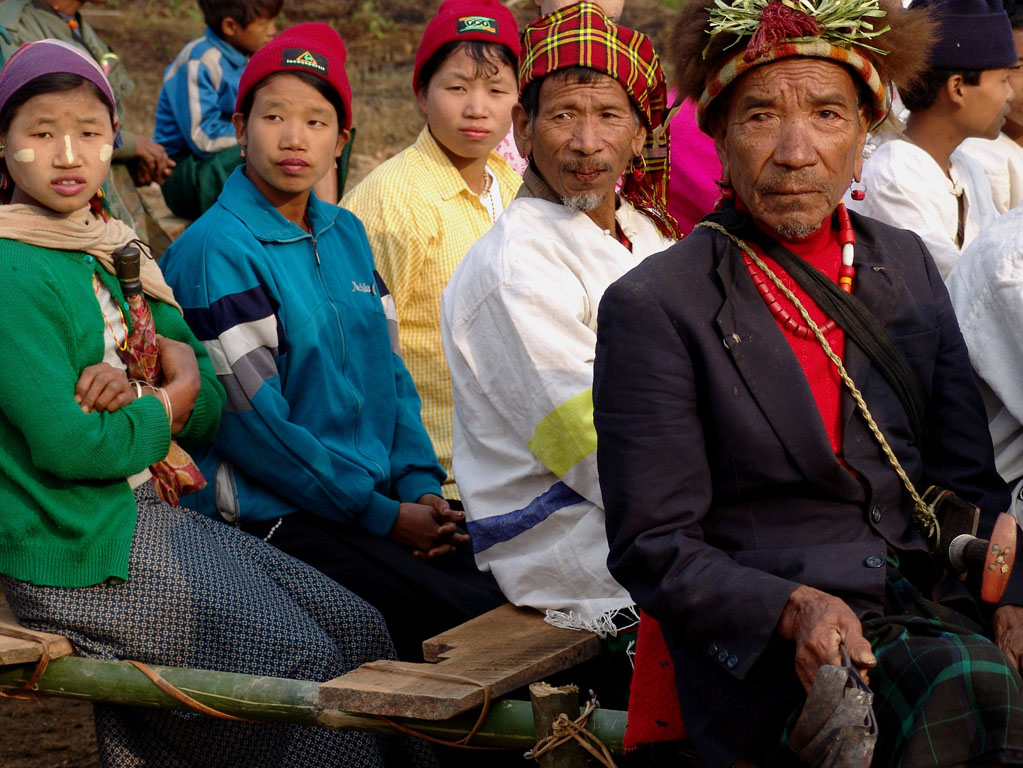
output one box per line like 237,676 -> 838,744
0,39 -> 122,148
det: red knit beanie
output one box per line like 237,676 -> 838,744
412,0 -> 521,94
235,22 -> 353,131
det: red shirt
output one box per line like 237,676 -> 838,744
746,221 -> 847,458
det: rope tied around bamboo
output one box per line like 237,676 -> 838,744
125,660 -> 254,722
526,698 -> 617,767
0,621 -> 250,718
0,625 -> 50,700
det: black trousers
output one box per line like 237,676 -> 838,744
240,511 -> 506,661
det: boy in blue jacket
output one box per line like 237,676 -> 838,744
161,23 -> 504,661
155,0 -> 280,220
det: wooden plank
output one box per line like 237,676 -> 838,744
319,603 -> 602,720
0,601 -> 74,667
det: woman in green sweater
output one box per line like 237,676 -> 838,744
0,40 -> 430,768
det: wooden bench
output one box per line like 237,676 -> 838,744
320,602 -> 603,719
2,595 -> 623,757
2,595 -> 602,720
0,595 -> 73,668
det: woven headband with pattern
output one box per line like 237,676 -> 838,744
519,2 -> 679,239
698,40 -> 889,131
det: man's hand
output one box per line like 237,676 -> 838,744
389,494 -> 468,559
777,585 -> 876,691
128,137 -> 175,186
993,605 -> 1023,671
75,363 -> 133,413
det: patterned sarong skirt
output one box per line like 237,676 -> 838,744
1,484 -> 435,768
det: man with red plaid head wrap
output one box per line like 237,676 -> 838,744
591,0 -> 1023,765
535,0 -> 624,19
441,2 -> 675,643
516,0 -> 678,238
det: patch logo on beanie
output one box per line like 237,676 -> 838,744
456,16 -> 498,35
281,48 -> 328,74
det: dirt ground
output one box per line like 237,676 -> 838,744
1,589 -> 99,767
90,0 -> 676,187
0,0 -> 677,764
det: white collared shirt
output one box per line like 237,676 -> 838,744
847,135 -> 998,279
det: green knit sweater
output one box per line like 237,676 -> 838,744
0,238 -> 225,587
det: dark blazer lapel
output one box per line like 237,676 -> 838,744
839,220 -> 901,432
713,239 -> 864,500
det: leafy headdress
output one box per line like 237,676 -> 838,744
668,0 -> 937,131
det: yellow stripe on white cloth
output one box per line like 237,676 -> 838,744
528,388 -> 597,478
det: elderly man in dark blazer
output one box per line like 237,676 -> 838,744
593,0 -> 1023,766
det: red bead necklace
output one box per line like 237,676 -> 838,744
743,203 -> 856,340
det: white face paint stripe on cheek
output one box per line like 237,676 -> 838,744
12,148 -> 34,163
64,134 -> 73,164
99,144 -> 112,162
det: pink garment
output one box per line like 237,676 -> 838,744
495,126 -> 529,176
668,96 -> 722,236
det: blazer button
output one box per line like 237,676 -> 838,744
871,506 -> 883,523
864,555 -> 884,568
717,649 -> 729,664
726,655 -> 738,669
708,643 -> 718,657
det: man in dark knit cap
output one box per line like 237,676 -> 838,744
593,0 -> 1023,764
848,0 -> 1017,279
960,0 -> 1023,215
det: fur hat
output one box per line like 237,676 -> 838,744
669,0 -> 937,131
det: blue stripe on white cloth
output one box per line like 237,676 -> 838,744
467,482 -> 586,554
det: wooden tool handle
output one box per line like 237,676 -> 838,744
981,513 -> 1017,604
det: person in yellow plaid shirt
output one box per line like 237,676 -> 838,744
342,0 -> 521,500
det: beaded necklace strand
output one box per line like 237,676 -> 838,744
92,272 -> 128,352
479,167 -> 497,224
696,215 -> 941,542
742,202 -> 856,339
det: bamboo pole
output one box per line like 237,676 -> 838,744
0,657 -> 627,752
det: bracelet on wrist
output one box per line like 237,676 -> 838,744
158,386 -> 173,426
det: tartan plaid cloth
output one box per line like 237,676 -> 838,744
698,39 -> 889,132
629,557 -> 1023,765
858,563 -> 1023,767
519,2 -> 679,238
